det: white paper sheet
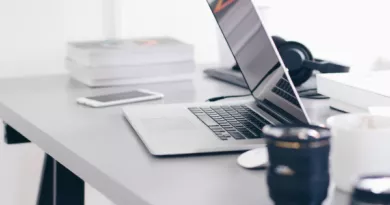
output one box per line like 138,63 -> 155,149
369,107 -> 390,116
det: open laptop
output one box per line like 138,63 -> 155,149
123,0 -> 310,156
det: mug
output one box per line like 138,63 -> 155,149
327,114 -> 390,193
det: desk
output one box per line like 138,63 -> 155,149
0,73 -> 349,205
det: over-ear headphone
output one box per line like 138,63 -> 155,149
272,36 -> 349,86
232,36 -> 350,86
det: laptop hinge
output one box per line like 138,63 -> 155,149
256,100 -> 305,125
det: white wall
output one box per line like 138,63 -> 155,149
0,0 -> 225,79
264,0 -> 390,71
0,0 -> 65,77
2,0 -> 390,78
213,0 -> 390,71
119,0 -> 390,71
0,0 -> 107,78
64,0 -> 106,41
120,0 -> 220,65
118,0 -> 276,67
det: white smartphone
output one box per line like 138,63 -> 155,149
77,89 -> 164,108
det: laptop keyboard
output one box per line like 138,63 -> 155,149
188,105 -> 269,141
272,75 -> 300,107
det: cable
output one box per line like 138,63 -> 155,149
298,88 -> 317,93
206,87 -> 328,102
206,94 -> 251,102
298,88 -> 329,100
300,95 -> 329,100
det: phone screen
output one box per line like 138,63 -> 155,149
86,91 -> 153,103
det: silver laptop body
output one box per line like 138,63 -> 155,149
123,0 -> 310,156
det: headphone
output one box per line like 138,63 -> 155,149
233,36 -> 350,87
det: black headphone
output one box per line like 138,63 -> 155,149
273,36 -> 350,86
233,36 -> 350,87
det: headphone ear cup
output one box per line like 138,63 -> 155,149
290,66 -> 313,87
278,41 -> 314,86
272,36 -> 287,48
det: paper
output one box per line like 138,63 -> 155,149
329,71 -> 390,97
369,107 -> 390,116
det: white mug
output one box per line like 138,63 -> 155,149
327,114 -> 390,193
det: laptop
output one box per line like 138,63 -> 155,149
123,0 -> 310,156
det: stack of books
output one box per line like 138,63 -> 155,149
317,71 -> 390,113
66,37 -> 195,87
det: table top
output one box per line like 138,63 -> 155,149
0,73 -> 349,205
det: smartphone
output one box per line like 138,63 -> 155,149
77,89 -> 164,108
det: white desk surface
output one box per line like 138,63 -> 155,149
0,73 -> 349,205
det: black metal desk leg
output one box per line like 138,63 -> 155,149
37,154 -> 85,205
4,124 -> 30,144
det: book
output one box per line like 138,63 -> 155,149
69,71 -> 194,87
67,37 -> 194,67
65,58 -> 195,80
317,71 -> 390,113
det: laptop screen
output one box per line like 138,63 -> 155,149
206,0 -> 309,123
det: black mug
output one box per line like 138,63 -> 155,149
263,125 -> 331,205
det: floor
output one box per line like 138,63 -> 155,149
0,123 -> 115,205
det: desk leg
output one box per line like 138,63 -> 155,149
4,123 -> 30,144
37,154 -> 85,205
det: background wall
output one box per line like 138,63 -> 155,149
120,0 -> 220,65
1,0 -> 390,78
264,0 -> 390,72
118,0 -> 390,71
0,0 -> 65,77
0,0 -> 106,78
